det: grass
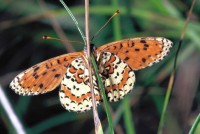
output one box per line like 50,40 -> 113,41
190,113 -> 200,134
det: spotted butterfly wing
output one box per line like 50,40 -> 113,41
10,51 -> 101,112
96,37 -> 172,70
97,52 -> 135,102
60,57 -> 101,112
10,52 -> 83,95
95,37 -> 172,101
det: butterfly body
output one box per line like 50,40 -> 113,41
10,37 -> 173,112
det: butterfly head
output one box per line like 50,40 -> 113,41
83,43 -> 97,55
90,43 -> 97,51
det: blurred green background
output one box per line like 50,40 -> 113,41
0,0 -> 199,134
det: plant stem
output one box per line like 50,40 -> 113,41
91,54 -> 114,134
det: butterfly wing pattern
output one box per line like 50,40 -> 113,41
10,37 -> 172,112
10,53 -> 83,95
96,37 -> 172,70
60,57 -> 101,112
95,37 -> 172,103
97,52 -> 135,102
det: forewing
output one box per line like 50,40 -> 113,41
59,57 -> 101,112
10,52 -> 83,95
96,37 -> 173,70
98,52 -> 135,102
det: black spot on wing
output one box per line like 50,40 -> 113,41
55,74 -> 61,78
34,66 -> 39,72
46,64 -> 49,69
124,57 -> 129,61
42,72 -> 47,75
142,58 -> 146,63
140,40 -> 146,43
120,43 -> 123,49
135,48 -> 140,51
131,42 -> 135,47
39,83 -> 43,88
57,59 -> 61,64
144,44 -> 149,47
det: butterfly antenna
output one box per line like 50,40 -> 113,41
42,35 -> 84,44
91,10 -> 120,41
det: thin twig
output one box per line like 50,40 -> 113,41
173,0 -> 196,70
157,0 -> 196,133
58,0 -> 102,133
84,0 -> 102,134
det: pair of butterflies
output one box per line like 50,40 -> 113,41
10,37 -> 172,112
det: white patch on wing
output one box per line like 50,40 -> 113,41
59,57 -> 101,112
98,52 -> 135,102
142,37 -> 173,67
10,72 -> 28,95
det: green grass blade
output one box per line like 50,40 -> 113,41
59,0 -> 86,44
157,73 -> 174,134
111,0 -> 136,133
105,103 -> 124,134
123,97 -> 136,134
189,113 -> 200,134
158,0 -> 196,133
91,54 -> 114,134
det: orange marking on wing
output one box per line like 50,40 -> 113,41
62,86 -> 101,103
11,52 -> 84,95
104,55 -> 116,67
118,67 -> 131,89
96,38 -> 171,70
108,65 -> 114,74
69,66 -> 78,73
74,69 -> 84,83
105,67 -> 130,92
100,55 -> 116,74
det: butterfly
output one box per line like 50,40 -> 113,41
10,37 -> 172,112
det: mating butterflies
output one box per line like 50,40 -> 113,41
10,37 -> 172,112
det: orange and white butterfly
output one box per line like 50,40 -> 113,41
10,37 -> 172,112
